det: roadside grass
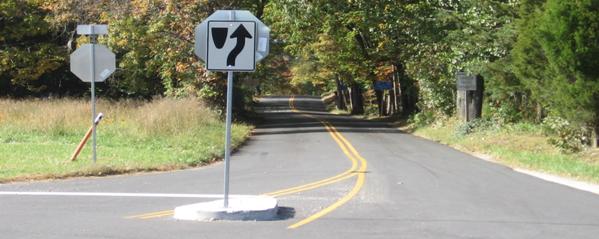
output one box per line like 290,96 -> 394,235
405,118 -> 599,184
0,98 -> 252,183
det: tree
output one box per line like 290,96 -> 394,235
537,0 -> 599,132
510,0 -> 549,122
2,0 -> 272,106
0,0 -> 70,96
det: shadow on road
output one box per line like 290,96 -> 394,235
275,206 -> 295,221
252,96 -> 403,136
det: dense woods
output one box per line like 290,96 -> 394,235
265,0 -> 599,149
1,0 -> 598,149
1,0 -> 269,105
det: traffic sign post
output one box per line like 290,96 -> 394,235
195,10 -> 270,208
70,24 -> 115,164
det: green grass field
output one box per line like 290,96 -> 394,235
407,118 -> 599,183
0,98 -> 252,182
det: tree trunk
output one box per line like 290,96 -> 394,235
388,90 -> 396,115
343,86 -> 350,111
347,87 -> 353,112
536,103 -> 544,123
350,83 -> 364,115
375,89 -> 384,117
232,84 -> 246,116
335,75 -> 347,110
388,90 -> 393,115
392,65 -> 399,114
395,63 -> 417,115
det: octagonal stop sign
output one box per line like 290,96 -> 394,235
70,44 -> 116,82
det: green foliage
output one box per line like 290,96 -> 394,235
484,95 -> 525,126
408,111 -> 436,128
1,0 -> 271,112
100,1 -> 214,99
266,1 -> 386,92
2,0 -> 599,140
537,0 -> 599,126
267,0 -> 520,117
511,0 -> 599,129
542,116 -> 589,153
404,0 -> 518,115
483,52 -> 537,123
454,118 -> 496,137
0,0 -> 67,95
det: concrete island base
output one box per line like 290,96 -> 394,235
173,195 -> 278,221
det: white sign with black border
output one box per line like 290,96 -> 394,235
207,21 -> 256,72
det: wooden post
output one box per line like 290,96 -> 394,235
70,113 -> 104,162
70,125 -> 95,161
457,90 -> 468,121
469,76 -> 484,120
457,73 -> 483,122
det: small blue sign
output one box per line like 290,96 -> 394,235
374,81 -> 393,90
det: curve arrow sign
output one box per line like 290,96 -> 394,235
227,24 -> 252,67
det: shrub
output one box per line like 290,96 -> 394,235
542,116 -> 589,153
454,118 -> 495,137
409,111 -> 436,127
487,102 -> 522,126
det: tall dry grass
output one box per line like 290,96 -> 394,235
133,98 -> 218,136
0,98 -> 90,134
0,98 -> 218,137
0,97 -> 252,182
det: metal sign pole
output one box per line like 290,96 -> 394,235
194,10 -> 269,209
222,9 -> 237,209
223,71 -> 233,208
71,24 -> 114,164
90,30 -> 97,164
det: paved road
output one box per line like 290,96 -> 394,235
2,96 -> 599,239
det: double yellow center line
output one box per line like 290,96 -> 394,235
282,95 -> 368,229
127,96 -> 368,229
263,101 -> 358,197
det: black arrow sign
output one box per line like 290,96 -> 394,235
227,24 -> 252,67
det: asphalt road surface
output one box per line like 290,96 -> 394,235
2,95 -> 599,239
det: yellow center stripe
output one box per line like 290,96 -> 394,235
285,96 -> 368,229
126,210 -> 173,219
126,96 -> 369,226
264,122 -> 359,197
